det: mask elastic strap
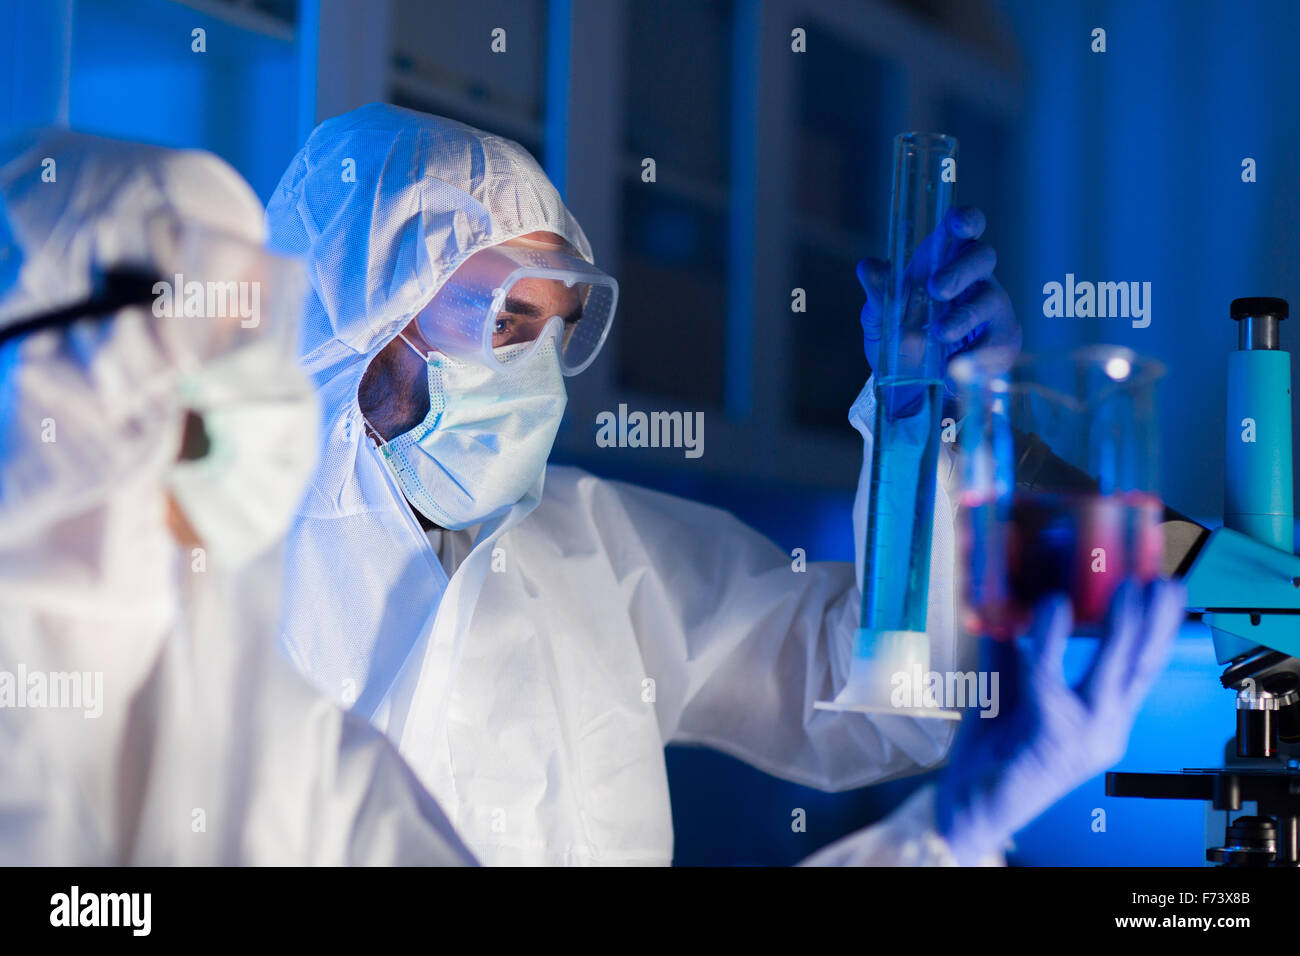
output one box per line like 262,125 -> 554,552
360,410 -> 390,449
362,332 -> 432,448
396,332 -> 426,361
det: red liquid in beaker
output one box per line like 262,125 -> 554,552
960,490 -> 1164,640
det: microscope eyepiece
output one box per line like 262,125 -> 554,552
1231,297 -> 1289,350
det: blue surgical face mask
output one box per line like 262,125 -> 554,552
372,333 -> 567,529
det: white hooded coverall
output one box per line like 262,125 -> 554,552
269,104 -> 974,866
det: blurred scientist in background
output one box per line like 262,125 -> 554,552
0,130 -> 473,865
267,103 -> 1182,867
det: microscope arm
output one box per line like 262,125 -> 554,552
1174,524 -> 1300,662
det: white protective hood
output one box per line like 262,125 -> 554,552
268,103 -> 591,374
266,103 -> 591,739
0,130 -> 261,541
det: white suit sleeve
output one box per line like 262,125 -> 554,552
607,379 -> 968,791
798,785 -> 1004,866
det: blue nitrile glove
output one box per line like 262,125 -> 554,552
934,579 -> 1186,865
857,205 -> 1021,382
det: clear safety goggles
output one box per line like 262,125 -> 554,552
0,222 -> 307,403
0,267 -> 161,349
414,243 -> 618,376
0,223 -> 309,461
0,224 -> 303,359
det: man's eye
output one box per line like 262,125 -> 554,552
494,317 -> 511,334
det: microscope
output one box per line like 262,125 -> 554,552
1106,297 -> 1300,867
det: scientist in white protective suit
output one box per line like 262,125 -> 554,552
0,129 -> 475,865
268,103 -> 1186,866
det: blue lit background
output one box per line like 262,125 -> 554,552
5,0 -> 1292,865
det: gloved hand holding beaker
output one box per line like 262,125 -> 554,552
857,204 -> 1020,381
934,578 -> 1186,865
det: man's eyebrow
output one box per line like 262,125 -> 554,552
502,296 -> 583,323
502,296 -> 542,317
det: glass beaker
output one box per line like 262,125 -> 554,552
950,346 -> 1166,639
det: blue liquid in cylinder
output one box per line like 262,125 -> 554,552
862,378 -> 943,634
